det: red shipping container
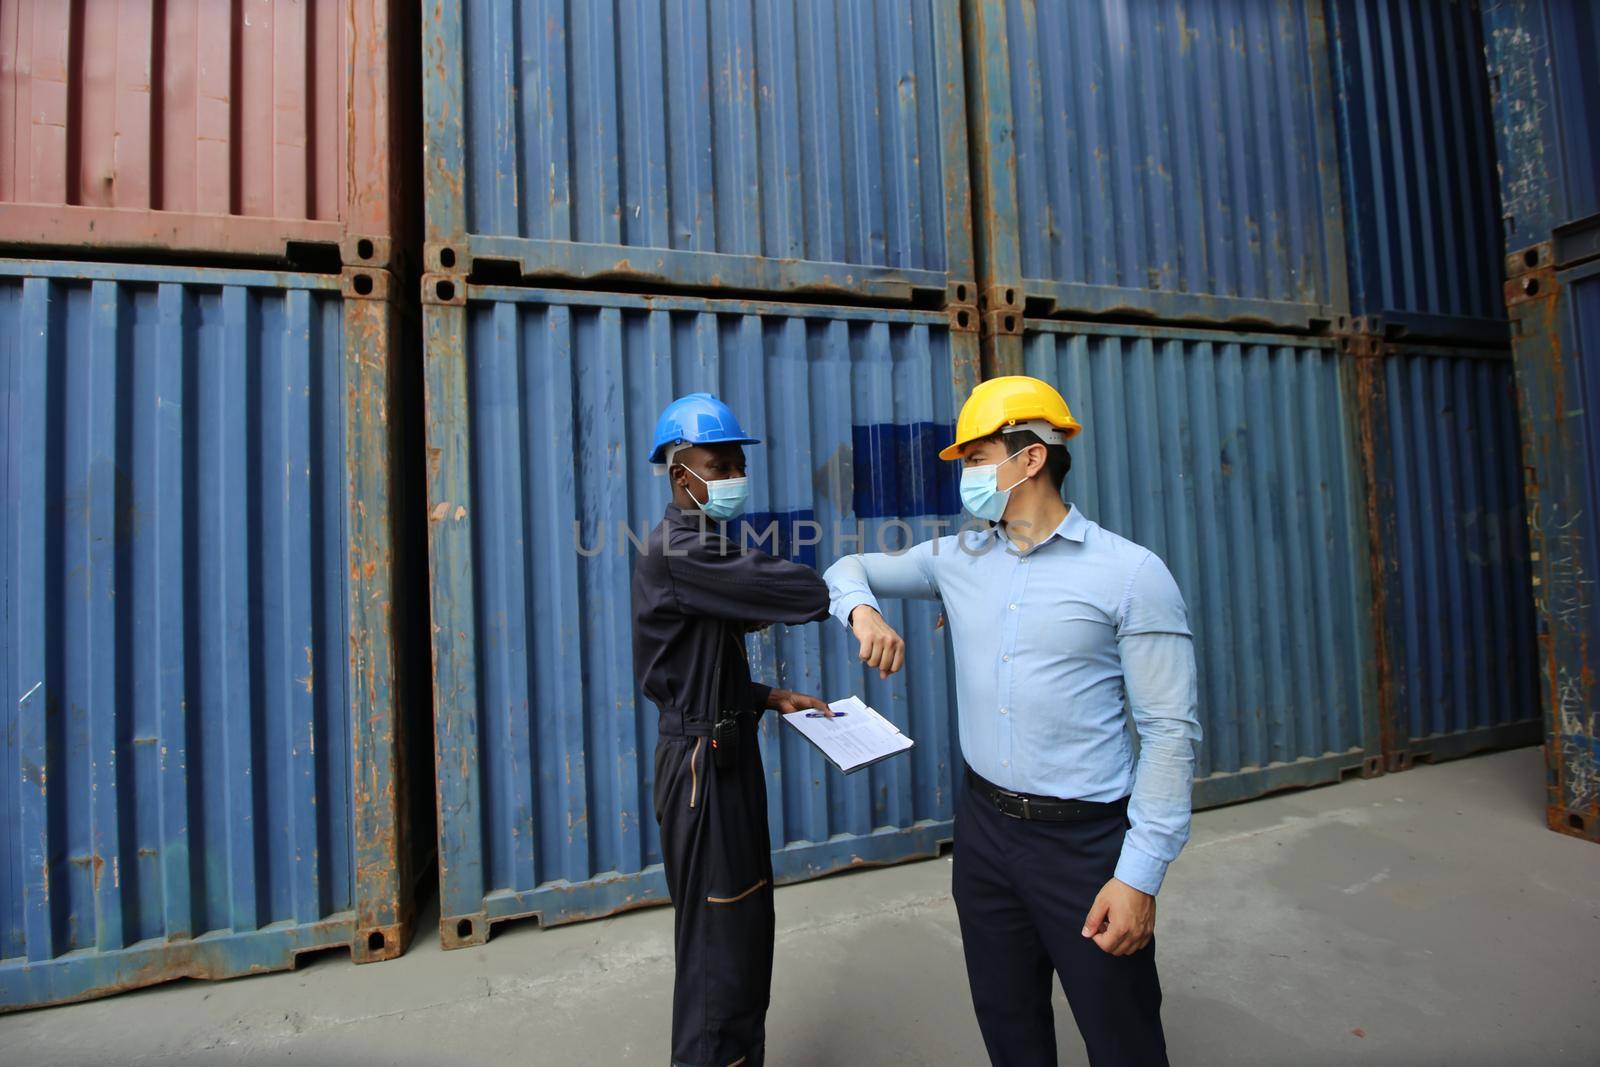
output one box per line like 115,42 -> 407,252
0,0 -> 412,268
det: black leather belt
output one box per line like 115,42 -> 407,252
965,766 -> 1129,822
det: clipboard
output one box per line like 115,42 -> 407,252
780,695 -> 915,774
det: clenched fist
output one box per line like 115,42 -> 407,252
849,605 -> 906,679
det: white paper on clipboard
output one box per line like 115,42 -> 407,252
780,695 -> 914,774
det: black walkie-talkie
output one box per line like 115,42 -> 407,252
709,641 -> 740,771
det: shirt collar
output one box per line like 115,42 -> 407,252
665,500 -> 714,529
989,505 -> 1088,553
1058,505 -> 1090,543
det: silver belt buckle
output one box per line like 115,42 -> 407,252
1018,796 -> 1032,821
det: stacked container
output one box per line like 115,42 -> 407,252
418,0 -> 1542,947
1483,0 -> 1600,843
961,0 -> 1537,794
0,1 -> 430,1010
3,0 -> 1541,1001
420,0 -> 981,943
964,0 -> 1380,800
1326,0 -> 1540,770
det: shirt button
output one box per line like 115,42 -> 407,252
999,707 -> 1009,716
1002,654 -> 1011,662
1008,603 -> 1017,611
1002,760 -> 1010,767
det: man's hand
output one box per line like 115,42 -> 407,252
769,689 -> 834,716
849,605 -> 905,679
1081,878 -> 1156,956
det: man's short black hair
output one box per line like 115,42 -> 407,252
976,429 -> 1072,491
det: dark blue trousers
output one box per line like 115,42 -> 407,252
953,778 -> 1168,1067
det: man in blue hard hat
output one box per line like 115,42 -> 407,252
631,392 -> 833,1067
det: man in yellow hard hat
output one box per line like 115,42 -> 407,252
823,375 -> 1200,1066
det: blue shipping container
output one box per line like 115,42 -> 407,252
0,260 -> 420,1010
1022,321 -> 1381,802
423,287 -> 977,944
1523,261 -> 1600,839
1545,262 -> 1600,836
1360,344 -> 1540,767
422,0 -> 974,303
1486,0 -> 1600,842
1327,0 -> 1508,342
964,0 -> 1348,331
1484,0 -> 1600,263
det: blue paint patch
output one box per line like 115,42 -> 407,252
729,510 -> 820,570
851,422 -> 960,519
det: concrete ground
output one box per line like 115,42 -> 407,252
5,746 -> 1599,1065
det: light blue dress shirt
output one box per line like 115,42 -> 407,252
823,506 -> 1201,895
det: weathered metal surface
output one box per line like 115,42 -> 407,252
1326,0 -> 1508,342
1023,320 -> 1381,806
1354,337 -> 1540,771
0,258 -> 417,1010
420,0 -> 972,301
1508,255 -> 1600,841
1487,0 -> 1600,843
423,284 -> 979,945
0,1 -> 412,267
1483,0 -> 1600,261
964,0 -> 1348,332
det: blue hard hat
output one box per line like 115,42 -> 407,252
648,392 -> 760,464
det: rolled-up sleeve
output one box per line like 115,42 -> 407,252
823,538 -> 945,628
1113,554 -> 1201,895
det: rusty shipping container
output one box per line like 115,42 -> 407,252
1351,339 -> 1540,770
421,0 -> 976,306
0,0 -> 417,270
0,257 -> 429,1010
1501,253 -> 1600,843
1485,0 -> 1600,842
423,283 -> 981,945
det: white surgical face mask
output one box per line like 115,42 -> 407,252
959,447 -> 1030,521
683,466 -> 751,521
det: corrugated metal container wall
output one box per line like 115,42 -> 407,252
963,0 -> 1348,332
0,260 -> 420,1010
421,0 -> 973,302
1530,260 -> 1600,840
424,287 -> 976,945
0,0 -> 413,269
1359,344 -> 1540,768
1483,0 -> 1600,262
1326,0 -> 1507,341
1021,322 -> 1381,805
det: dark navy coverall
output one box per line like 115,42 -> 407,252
631,502 -> 829,1067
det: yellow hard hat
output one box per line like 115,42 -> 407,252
939,376 -> 1082,461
